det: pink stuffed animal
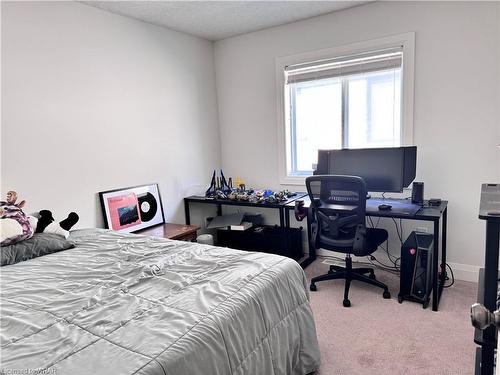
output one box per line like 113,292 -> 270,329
0,191 -> 34,246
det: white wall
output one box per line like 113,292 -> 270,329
1,1 -> 220,228
2,1 -> 499,280
214,1 -> 500,278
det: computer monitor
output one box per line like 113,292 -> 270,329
315,146 -> 417,193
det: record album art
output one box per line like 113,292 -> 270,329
137,192 -> 158,222
99,184 -> 165,233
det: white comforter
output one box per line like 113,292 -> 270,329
1,229 -> 320,375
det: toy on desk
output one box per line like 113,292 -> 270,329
219,170 -> 232,194
235,176 -> 243,190
205,170 -> 232,198
205,170 -> 217,197
204,170 -> 296,204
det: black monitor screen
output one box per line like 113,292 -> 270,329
316,146 -> 416,193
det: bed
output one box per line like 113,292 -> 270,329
1,229 -> 321,375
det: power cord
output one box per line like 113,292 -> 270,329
443,263 -> 455,288
366,216 -> 401,271
391,218 -> 404,245
365,215 -> 455,288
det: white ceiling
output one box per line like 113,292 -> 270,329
82,1 -> 370,41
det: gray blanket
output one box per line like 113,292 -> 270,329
1,229 -> 320,375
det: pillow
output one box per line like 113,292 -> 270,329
1,233 -> 74,266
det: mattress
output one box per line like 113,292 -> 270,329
1,229 -> 320,375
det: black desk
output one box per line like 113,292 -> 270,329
475,184 -> 500,375
284,197 -> 448,312
184,194 -> 307,228
184,194 -> 308,261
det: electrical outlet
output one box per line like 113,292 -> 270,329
416,227 -> 428,233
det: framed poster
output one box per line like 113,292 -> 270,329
98,183 -> 165,233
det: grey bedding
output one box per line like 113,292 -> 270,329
1,232 -> 75,266
1,229 -> 320,375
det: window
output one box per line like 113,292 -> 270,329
276,34 -> 414,184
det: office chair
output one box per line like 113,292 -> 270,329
306,175 -> 391,307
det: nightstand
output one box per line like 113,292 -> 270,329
136,223 -> 200,242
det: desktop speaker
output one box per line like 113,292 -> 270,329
411,182 -> 424,205
399,231 -> 434,308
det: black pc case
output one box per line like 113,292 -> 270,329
399,231 -> 434,309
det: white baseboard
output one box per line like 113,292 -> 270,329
446,262 -> 480,283
312,249 -> 480,283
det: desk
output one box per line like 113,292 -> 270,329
184,194 -> 307,227
184,194 -> 307,260
284,197 -> 448,312
136,223 -> 200,241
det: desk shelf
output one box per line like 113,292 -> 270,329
184,194 -> 307,263
216,225 -> 303,260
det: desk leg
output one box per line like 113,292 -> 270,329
281,207 -> 291,258
432,218 -> 440,311
184,200 -> 191,225
285,208 -> 290,228
441,207 -> 448,282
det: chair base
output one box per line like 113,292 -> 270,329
310,257 -> 391,307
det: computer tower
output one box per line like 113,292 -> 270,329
399,231 -> 434,308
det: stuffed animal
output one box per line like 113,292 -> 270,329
35,210 -> 79,239
0,191 -> 35,246
0,191 -> 80,246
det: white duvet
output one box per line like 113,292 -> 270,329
1,229 -> 320,375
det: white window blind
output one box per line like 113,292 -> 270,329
285,47 -> 403,85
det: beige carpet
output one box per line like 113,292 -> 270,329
305,258 -> 477,375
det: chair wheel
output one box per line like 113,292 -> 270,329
328,269 -> 334,275
343,299 -> 351,307
383,290 -> 391,299
310,284 -> 317,292
398,295 -> 403,303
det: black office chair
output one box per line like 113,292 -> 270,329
306,175 -> 391,307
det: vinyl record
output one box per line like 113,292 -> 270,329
137,192 -> 158,222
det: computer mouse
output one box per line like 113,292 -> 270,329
378,204 -> 392,211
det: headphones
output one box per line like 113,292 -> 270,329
294,200 -> 307,221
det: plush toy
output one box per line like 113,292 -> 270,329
0,191 -> 80,246
35,210 -> 79,239
0,191 -> 35,246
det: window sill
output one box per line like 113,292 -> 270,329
279,175 -> 309,186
